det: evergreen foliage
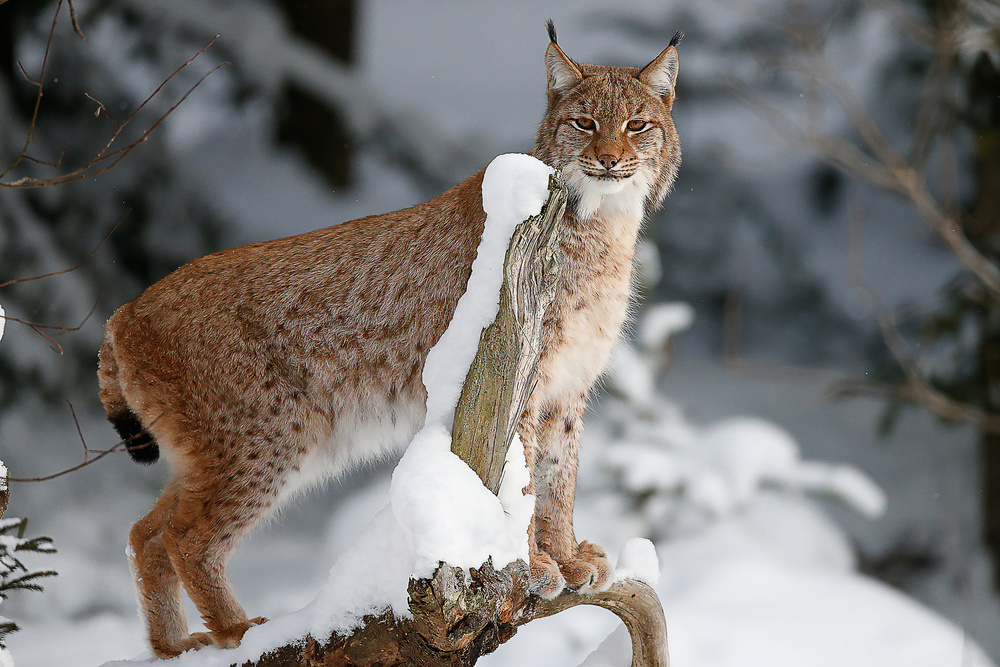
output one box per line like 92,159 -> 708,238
0,517 -> 56,648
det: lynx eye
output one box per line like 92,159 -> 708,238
570,117 -> 596,132
626,119 -> 649,133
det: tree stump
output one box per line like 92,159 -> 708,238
245,176 -> 669,666
0,465 -> 8,520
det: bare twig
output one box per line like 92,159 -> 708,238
1,0 -> 222,190
843,201 -> 1000,433
2,0 -> 64,180
744,4 -> 1000,300
1,307 -> 95,354
0,215 -> 124,290
738,0 -> 1000,431
2,38 -> 224,189
8,406 -> 163,483
1,214 -> 125,352
67,0 -> 86,41
83,92 -> 107,118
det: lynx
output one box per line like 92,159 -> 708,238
98,23 -> 681,657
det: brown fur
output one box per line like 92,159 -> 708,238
99,30 -> 681,657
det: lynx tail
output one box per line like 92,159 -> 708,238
112,409 -> 159,464
98,333 -> 159,464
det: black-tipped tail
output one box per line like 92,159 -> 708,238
111,410 -> 159,464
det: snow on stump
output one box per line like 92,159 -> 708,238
246,163 -> 669,667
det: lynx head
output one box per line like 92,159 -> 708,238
533,22 -> 682,222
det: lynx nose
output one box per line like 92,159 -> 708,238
597,154 -> 618,170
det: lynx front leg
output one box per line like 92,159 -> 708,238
531,397 -> 613,595
518,398 -> 567,599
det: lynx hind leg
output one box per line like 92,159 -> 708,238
530,398 -> 613,595
161,460 -> 278,649
132,426 -> 296,656
129,480 -> 213,658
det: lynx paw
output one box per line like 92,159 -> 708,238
210,616 -> 269,649
560,541 -> 614,594
151,631 -> 213,658
528,549 -> 567,600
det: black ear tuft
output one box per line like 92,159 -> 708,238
669,30 -> 683,48
546,19 -> 558,44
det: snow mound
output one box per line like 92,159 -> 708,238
663,556 -> 996,667
638,302 -> 694,351
602,397 -> 886,525
614,537 -> 660,586
390,152 -> 549,578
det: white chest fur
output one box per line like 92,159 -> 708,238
538,207 -> 641,404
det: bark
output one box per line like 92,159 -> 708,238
970,50 -> 1000,590
246,560 -> 668,667
0,466 -> 7,520
450,174 -> 565,493
243,176 -> 670,666
274,0 -> 357,188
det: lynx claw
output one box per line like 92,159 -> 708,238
152,632 -> 213,658
559,541 -> 614,594
577,540 -> 614,593
528,550 -> 567,600
210,616 -> 269,649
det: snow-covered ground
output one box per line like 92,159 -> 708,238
5,304 -> 996,666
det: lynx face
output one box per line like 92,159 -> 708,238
533,39 -> 681,222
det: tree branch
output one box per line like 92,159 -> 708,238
0,5 -> 222,190
451,175 -> 565,493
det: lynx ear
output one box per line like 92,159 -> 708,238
639,34 -> 681,97
545,42 -> 583,94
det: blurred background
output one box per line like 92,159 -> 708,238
0,0 -> 998,665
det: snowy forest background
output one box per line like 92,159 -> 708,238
1,0 -> 999,665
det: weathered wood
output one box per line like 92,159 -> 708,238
451,174 -> 566,493
525,579 -> 670,667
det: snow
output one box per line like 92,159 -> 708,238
388,152 -> 549,579
638,302 -> 695,352
0,303 -> 5,344
613,538 -> 660,586
599,398 -> 885,531
660,556 -> 995,667
8,320 -> 990,667
584,545 -> 995,667
420,153 -> 553,425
